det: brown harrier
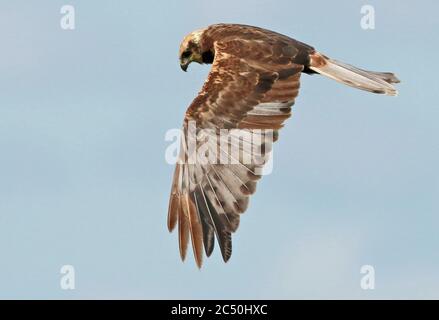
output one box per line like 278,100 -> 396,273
168,24 -> 399,267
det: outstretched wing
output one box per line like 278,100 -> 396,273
168,33 -> 312,267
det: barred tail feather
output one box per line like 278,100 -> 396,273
309,52 -> 400,96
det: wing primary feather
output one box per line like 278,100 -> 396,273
182,192 -> 204,268
193,190 -> 215,257
168,194 -> 179,232
184,163 -> 204,268
209,165 -> 248,214
167,164 -> 181,232
205,173 -> 232,227
178,196 -> 189,261
199,185 -> 232,262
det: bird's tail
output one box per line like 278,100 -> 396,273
308,52 -> 400,96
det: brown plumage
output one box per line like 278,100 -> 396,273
169,24 -> 400,267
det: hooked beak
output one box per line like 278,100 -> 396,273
180,61 -> 189,72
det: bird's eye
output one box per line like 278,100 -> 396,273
181,50 -> 191,59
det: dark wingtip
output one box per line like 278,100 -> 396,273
222,251 -> 232,263
205,239 -> 214,257
220,234 -> 232,263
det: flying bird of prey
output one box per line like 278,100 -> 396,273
168,24 -> 399,267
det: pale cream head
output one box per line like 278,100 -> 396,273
179,28 -> 207,71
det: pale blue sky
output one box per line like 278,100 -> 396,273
0,0 -> 438,299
